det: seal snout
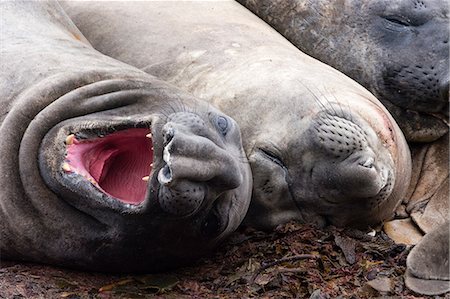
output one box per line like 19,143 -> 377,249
311,111 -> 394,203
313,111 -> 368,159
359,157 -> 374,168
345,151 -> 391,198
156,112 -> 244,216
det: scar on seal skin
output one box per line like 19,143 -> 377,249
63,1 -> 411,230
0,1 -> 252,272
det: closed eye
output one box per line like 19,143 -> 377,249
384,16 -> 411,26
259,148 -> 287,169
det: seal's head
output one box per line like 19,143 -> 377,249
242,88 -> 410,230
239,0 -> 449,142
13,79 -> 251,272
368,0 -> 449,135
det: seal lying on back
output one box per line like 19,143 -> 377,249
0,1 -> 252,272
63,1 -> 411,229
239,0 -> 449,142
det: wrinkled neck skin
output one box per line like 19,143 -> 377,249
1,1 -> 251,271
63,1 -> 411,229
239,0 -> 449,142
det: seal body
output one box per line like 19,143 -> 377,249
236,1 -> 449,295
239,0 -> 449,143
238,0 -> 449,230
0,1 -> 252,272
63,1 -> 411,229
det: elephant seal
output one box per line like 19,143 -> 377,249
239,0 -> 449,143
62,1 -> 411,230
238,1 -> 449,227
0,1 -> 252,272
237,0 -> 449,294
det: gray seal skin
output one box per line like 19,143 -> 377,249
0,1 -> 252,272
62,1 -> 411,230
239,0 -> 449,143
404,220 -> 450,295
235,0 -> 450,294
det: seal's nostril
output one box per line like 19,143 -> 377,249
359,157 -> 374,168
158,164 -> 172,185
163,127 -> 175,145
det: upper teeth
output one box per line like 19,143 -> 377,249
65,134 -> 75,145
62,162 -> 71,172
142,131 -> 154,182
64,131 -> 156,187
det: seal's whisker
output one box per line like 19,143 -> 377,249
345,100 -> 354,122
297,80 -> 329,113
311,85 -> 339,116
325,87 -> 347,119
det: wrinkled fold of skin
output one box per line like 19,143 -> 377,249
0,1 -> 252,272
239,0 -> 449,143
62,0 -> 412,229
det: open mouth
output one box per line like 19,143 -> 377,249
63,128 -> 153,205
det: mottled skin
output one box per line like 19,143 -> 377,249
63,1 -> 411,230
238,0 -> 449,294
240,0 -> 449,142
0,1 -> 252,272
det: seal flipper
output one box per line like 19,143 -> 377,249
405,220 -> 450,295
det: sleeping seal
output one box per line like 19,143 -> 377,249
62,1 -> 411,229
235,0 -> 449,294
238,0 -> 449,229
239,0 -> 449,143
0,1 -> 252,272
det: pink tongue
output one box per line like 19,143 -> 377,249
66,128 -> 153,204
